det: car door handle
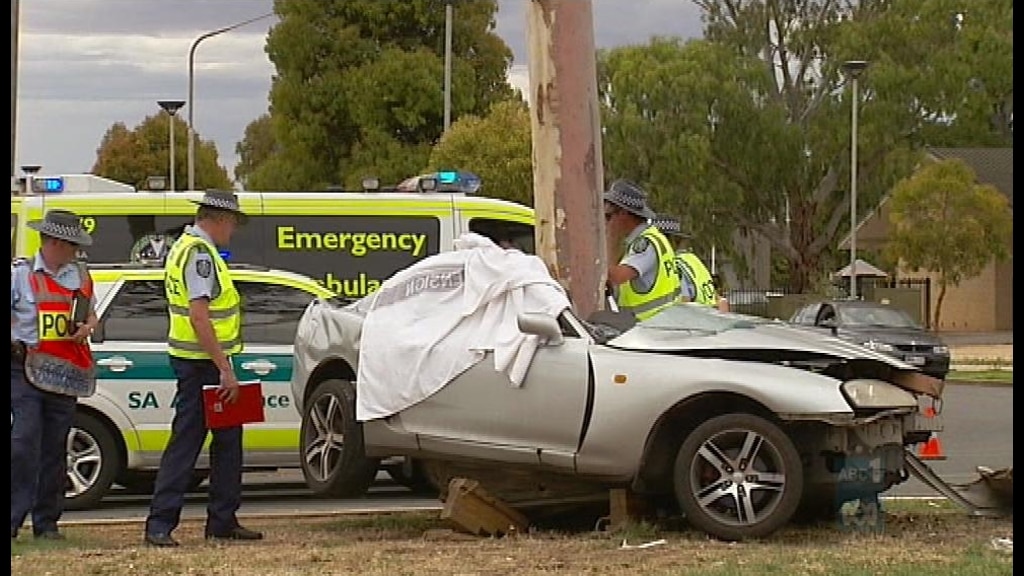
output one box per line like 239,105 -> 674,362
96,356 -> 134,372
240,360 -> 277,376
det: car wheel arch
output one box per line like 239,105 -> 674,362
633,392 -> 777,494
304,358 -> 356,406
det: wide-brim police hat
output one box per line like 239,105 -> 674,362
27,209 -> 94,246
603,179 -> 657,220
190,190 -> 248,224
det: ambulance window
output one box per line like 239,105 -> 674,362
100,280 -> 169,342
237,280 -> 320,345
468,218 -> 535,254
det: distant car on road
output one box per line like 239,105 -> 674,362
789,299 -> 950,380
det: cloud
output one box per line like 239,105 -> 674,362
13,0 -> 701,181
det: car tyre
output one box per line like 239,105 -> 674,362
673,413 -> 803,541
65,412 -> 121,511
299,378 -> 379,497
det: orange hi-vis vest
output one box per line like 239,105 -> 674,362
24,263 -> 97,397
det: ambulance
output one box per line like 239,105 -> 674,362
12,171 -> 536,298
12,171 -> 538,508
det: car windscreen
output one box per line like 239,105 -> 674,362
839,305 -> 920,329
639,303 -> 767,333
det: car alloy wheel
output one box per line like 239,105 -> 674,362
673,412 -> 803,541
65,412 -> 120,510
299,378 -> 379,497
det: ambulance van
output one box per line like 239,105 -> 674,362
12,171 -> 536,299
12,171 -> 537,508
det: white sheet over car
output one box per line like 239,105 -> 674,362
355,233 -> 571,421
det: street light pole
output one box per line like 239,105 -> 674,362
443,1 -> 454,134
187,11 -> 274,191
158,100 -> 186,192
842,60 -> 868,300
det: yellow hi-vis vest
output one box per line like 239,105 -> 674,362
676,251 -> 718,306
617,226 -> 682,321
164,233 -> 242,360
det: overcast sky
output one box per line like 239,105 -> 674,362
14,0 -> 703,181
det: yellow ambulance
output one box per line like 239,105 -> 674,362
12,171 -> 537,299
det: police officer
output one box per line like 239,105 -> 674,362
144,191 -> 262,547
652,215 -> 719,307
11,209 -> 99,540
603,180 -> 681,321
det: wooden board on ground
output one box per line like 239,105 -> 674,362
440,477 -> 530,537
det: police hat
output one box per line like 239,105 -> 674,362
27,209 -> 93,246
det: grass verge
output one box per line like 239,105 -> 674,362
11,506 -> 1014,576
946,370 -> 1013,384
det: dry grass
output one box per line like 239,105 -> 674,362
11,502 -> 1013,576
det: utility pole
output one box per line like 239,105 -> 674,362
443,0 -> 454,133
11,0 -> 20,186
526,0 -> 606,318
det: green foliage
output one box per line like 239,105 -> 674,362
597,0 -> 1013,292
241,0 -> 513,191
885,158 -> 1012,328
92,114 -> 232,191
427,99 -> 533,205
234,114 -> 276,189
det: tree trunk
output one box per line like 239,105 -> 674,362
932,280 -> 948,332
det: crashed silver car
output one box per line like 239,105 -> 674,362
290,299 -> 944,541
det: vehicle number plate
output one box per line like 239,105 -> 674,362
905,355 -> 926,366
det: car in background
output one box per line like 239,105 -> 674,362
789,299 -> 950,380
67,263 -> 341,510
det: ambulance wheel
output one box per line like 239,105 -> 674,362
64,412 -> 120,511
299,378 -> 380,497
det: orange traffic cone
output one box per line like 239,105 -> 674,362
917,406 -> 947,461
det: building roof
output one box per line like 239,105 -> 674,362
838,147 -> 1014,249
926,147 -> 1013,208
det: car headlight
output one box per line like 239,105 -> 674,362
842,379 -> 917,409
862,340 -> 895,352
932,345 -> 949,355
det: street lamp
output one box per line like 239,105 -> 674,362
842,60 -> 868,300
443,0 -> 454,133
157,100 -> 186,192
187,11 -> 274,191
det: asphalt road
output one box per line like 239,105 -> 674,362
62,383 -> 1011,523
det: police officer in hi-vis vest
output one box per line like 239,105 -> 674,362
603,180 -> 682,321
11,209 -> 99,540
652,215 -> 719,307
144,191 -> 263,547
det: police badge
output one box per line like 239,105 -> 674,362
196,258 -> 213,278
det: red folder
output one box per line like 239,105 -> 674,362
203,381 -> 266,429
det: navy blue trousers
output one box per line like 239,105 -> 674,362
145,357 -> 243,536
10,364 -> 77,536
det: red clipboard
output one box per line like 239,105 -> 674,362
202,381 -> 266,429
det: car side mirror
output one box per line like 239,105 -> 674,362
91,320 -> 106,344
818,317 -> 838,335
517,312 -> 564,346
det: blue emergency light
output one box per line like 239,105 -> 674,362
219,250 -> 231,261
435,170 -> 481,194
32,177 -> 65,193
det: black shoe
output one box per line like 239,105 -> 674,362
11,528 -> 17,539
205,526 -> 263,541
144,532 -> 180,547
33,531 -> 65,541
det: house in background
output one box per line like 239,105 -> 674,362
838,147 -> 1013,332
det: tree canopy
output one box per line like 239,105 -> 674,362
599,0 -> 1013,291
92,114 -> 232,191
427,99 -> 533,206
885,158 -> 1012,329
240,0 -> 514,191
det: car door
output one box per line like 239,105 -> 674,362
398,314 -> 591,467
232,278 -> 322,466
91,277 -> 176,465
